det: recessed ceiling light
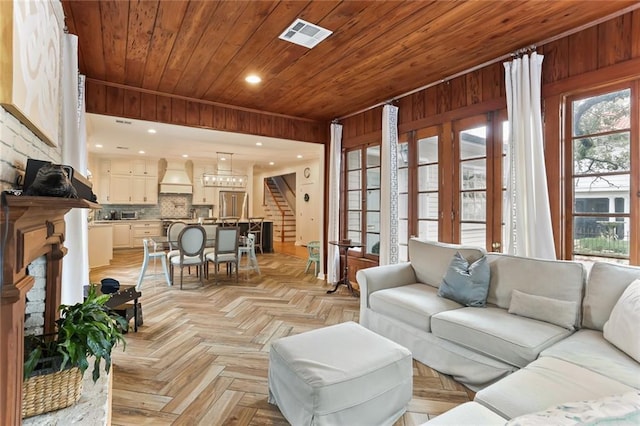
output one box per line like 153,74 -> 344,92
269,161 -> 275,166
245,74 -> 261,84
182,154 -> 188,158
95,144 -> 103,148
220,157 -> 226,161
297,154 -> 303,159
147,129 -> 156,134
256,142 -> 262,146
138,150 -> 145,154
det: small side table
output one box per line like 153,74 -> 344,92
328,240 -> 363,296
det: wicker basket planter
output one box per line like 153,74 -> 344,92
22,366 -> 83,418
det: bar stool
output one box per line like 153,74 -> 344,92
220,216 -> 240,227
248,217 -> 264,254
136,239 -> 171,290
238,233 -> 260,278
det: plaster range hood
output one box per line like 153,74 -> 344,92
159,160 -> 192,194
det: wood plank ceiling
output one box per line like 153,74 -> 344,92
62,0 -> 638,122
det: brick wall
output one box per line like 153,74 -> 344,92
0,107 -> 62,191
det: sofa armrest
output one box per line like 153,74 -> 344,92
356,262 -> 417,309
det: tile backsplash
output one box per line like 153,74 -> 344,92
95,194 -> 213,220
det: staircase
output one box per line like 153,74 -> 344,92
264,178 -> 296,242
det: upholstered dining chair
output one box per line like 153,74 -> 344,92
166,221 -> 187,262
305,241 -> 321,276
206,226 -> 240,283
169,224 -> 206,289
202,223 -> 218,257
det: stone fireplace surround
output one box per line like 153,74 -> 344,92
0,193 -> 99,425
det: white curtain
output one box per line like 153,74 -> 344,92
61,33 -> 89,304
380,105 -> 399,265
327,123 -> 342,284
503,53 -> 556,259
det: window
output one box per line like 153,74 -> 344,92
344,145 -> 381,258
417,132 -> 439,241
566,86 -> 635,264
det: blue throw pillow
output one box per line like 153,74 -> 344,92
438,252 -> 490,307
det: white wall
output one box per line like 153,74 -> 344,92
252,157 -> 324,246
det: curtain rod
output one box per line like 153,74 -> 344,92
336,3 -> 640,121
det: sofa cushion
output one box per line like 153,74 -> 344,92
603,279 -> 640,363
505,391 -> 640,426
583,262 -> 640,331
475,357 -> 636,419
438,252 -> 490,307
508,289 -> 577,330
541,329 -> 640,389
409,239 -> 485,288
485,254 -> 584,328
370,284 -> 462,332
431,307 -> 572,368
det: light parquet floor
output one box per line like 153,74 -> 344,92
90,245 -> 473,426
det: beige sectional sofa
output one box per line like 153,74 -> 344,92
356,238 -> 640,424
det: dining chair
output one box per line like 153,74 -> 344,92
305,241 -> 321,276
136,238 -> 171,291
206,226 -> 240,283
202,224 -> 217,257
166,221 -> 187,262
219,216 -> 240,227
238,233 -> 260,278
169,224 -> 206,289
247,217 -> 264,254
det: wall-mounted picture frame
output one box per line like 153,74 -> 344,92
0,0 -> 61,147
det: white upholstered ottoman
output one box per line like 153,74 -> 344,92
268,321 -> 413,426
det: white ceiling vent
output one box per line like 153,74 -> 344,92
279,18 -> 332,49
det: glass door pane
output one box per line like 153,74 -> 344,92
459,125 -> 488,248
346,150 -> 362,245
398,140 -> 409,261
417,134 -> 438,240
365,146 -> 381,255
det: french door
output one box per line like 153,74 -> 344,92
398,112 -> 506,256
451,114 -> 506,251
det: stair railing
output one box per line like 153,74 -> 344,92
264,179 -> 286,242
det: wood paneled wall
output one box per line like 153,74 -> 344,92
85,79 -> 328,145
341,11 -> 640,259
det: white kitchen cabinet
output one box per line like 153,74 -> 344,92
131,176 -> 158,204
95,158 -> 159,205
110,175 -> 132,204
112,223 -> 132,248
88,224 -> 113,267
97,159 -> 111,204
110,159 -> 133,175
132,221 -> 162,247
132,159 -> 158,177
192,163 -> 216,205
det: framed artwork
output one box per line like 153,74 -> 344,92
0,0 -> 61,147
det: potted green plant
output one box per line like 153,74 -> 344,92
22,285 -> 127,418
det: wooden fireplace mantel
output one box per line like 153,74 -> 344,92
0,193 -> 99,426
